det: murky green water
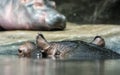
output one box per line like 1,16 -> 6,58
0,56 -> 120,75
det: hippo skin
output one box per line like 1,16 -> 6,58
0,0 -> 66,30
18,33 -> 120,59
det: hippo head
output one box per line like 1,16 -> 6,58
23,0 -> 66,30
0,0 -> 66,30
18,41 -> 36,57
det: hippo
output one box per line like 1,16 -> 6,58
18,33 -> 120,59
0,0 -> 66,30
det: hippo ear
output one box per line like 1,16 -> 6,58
91,36 -> 105,47
36,33 -> 50,50
37,33 -> 46,40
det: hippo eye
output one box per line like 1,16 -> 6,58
18,49 -> 22,53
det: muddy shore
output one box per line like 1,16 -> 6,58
0,22 -> 120,45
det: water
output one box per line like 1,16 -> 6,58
0,56 -> 119,75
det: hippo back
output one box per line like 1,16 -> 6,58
50,40 -> 120,59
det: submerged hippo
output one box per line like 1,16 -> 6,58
0,0 -> 66,30
18,33 -> 120,59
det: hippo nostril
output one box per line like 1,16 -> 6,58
54,14 -> 66,23
54,14 -> 66,29
46,13 -> 66,29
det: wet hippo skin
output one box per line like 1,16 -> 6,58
18,33 -> 120,59
0,0 -> 66,30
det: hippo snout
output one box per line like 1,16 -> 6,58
45,13 -> 66,30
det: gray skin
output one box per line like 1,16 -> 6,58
0,0 -> 66,30
18,33 -> 120,59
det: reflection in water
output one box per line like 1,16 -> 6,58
0,56 -> 120,75
54,60 -> 105,75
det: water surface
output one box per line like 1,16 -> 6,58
0,56 -> 120,75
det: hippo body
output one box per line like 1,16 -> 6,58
0,0 -> 66,30
45,40 -> 120,59
0,40 -> 119,60
18,34 -> 120,59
